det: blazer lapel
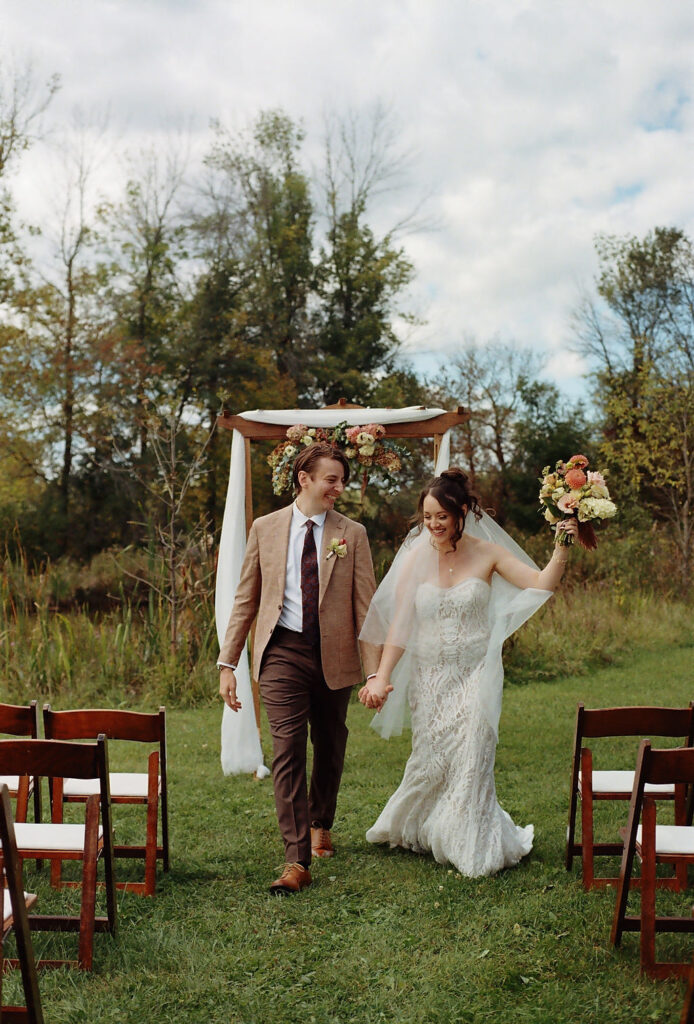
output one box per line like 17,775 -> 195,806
319,510 -> 346,603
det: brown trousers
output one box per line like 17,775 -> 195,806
259,626 -> 352,864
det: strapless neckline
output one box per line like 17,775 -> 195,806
423,577 -> 491,593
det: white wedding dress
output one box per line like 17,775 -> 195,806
366,577 -> 533,877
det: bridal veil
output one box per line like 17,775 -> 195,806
360,509 -> 552,742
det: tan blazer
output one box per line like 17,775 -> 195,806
219,505 -> 381,689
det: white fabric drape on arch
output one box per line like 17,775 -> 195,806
216,407 -> 451,776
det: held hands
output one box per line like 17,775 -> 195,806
358,674 -> 393,711
219,668 -> 242,712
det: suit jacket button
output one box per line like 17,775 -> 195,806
277,604 -> 282,611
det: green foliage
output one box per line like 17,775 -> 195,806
0,106 -> 425,556
506,379 -> 596,531
311,206 -> 414,405
579,227 -> 694,589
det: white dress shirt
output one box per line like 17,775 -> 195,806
217,502 -> 326,668
277,503 -> 326,632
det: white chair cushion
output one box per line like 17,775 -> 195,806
63,772 -> 159,799
0,774 -> 20,790
636,825 -> 694,856
6,823 -> 103,853
2,891 -> 36,929
579,770 -> 675,796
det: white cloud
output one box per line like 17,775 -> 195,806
2,0 -> 694,396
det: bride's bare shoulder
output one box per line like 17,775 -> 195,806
464,535 -> 507,568
463,535 -> 494,555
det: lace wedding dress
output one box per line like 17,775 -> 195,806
366,577 -> 533,876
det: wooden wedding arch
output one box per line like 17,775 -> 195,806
216,400 -> 469,744
217,400 -> 469,533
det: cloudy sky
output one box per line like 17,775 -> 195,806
3,0 -> 694,391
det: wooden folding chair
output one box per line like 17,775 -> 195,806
0,702 -> 42,824
682,953 -> 694,1024
565,703 -> 694,889
0,784 -> 44,1023
43,705 -> 169,896
611,740 -> 694,979
0,736 -> 117,970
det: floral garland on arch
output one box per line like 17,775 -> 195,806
268,421 -> 407,496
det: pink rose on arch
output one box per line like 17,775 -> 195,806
565,468 -> 587,490
345,426 -> 361,443
287,424 -> 308,442
363,422 -> 386,439
556,492 -> 580,513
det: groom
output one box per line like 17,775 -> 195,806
218,442 -> 380,894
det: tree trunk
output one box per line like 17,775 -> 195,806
60,255 -> 76,552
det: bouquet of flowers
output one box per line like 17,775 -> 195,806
267,421 -> 406,496
538,454 -> 617,549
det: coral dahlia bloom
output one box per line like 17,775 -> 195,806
569,454 -> 589,469
565,468 -> 587,489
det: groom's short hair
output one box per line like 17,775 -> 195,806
293,443 -> 350,494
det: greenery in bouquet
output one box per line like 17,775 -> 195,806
539,454 -> 617,549
267,421 -> 407,496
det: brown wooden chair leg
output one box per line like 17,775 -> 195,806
580,748 -> 595,889
676,785 -> 688,890
0,787 -> 44,1024
49,859 -> 62,890
77,795 -> 100,971
566,727 -> 581,872
49,777 -> 64,890
681,954 -> 694,1024
640,797 -> 657,976
144,751 -> 159,897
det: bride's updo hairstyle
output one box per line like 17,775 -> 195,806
412,468 -> 483,550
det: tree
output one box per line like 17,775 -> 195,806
0,63 -> 59,298
0,123 -> 115,554
310,107 -> 416,405
97,147 -> 189,457
575,227 -> 694,588
116,402 -> 216,654
430,339 -> 543,520
204,110 -> 314,390
507,380 -> 595,531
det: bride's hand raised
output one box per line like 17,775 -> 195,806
358,675 -> 393,711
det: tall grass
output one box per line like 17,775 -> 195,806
1,540 -> 692,709
505,587 -> 694,684
0,599 -> 217,707
0,541 -> 218,706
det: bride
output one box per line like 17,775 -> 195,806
358,468 -> 576,877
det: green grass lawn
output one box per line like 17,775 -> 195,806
4,645 -> 694,1023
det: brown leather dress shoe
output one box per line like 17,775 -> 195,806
311,826 -> 334,858
269,862 -> 312,895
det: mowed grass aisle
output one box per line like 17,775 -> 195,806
4,646 -> 693,1023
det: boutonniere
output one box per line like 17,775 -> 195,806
326,537 -> 347,560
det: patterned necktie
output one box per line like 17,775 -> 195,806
301,519 -> 320,642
